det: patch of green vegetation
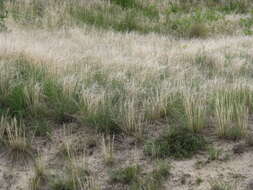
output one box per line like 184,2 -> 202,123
240,15 -> 253,35
110,161 -> 170,190
0,55 -> 126,136
196,177 -> 203,185
49,177 -> 79,190
49,167 -> 89,190
133,161 -> 170,190
110,0 -> 137,9
165,93 -> 207,133
219,0 -> 250,14
144,127 -> 206,159
43,78 -> 79,124
0,0 -> 8,32
71,4 -> 148,33
0,56 -> 46,119
213,87 -> 250,140
81,98 -> 121,134
163,8 -> 224,38
109,165 -> 140,185
27,119 -> 52,137
3,83 -> 27,118
167,0 -> 252,14
208,146 -> 222,161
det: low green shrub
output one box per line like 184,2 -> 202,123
129,161 -> 170,190
144,127 -> 206,159
109,165 -> 140,185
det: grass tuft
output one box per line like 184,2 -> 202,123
101,135 -> 115,166
109,165 -> 140,185
29,157 -> 48,190
214,88 -> 249,140
5,118 -> 34,164
144,127 -> 206,159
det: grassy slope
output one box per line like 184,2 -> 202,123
1,0 -> 253,190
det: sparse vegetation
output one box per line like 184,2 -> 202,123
208,146 -> 222,161
4,117 -> 34,163
209,179 -> 238,190
29,157 -> 48,190
101,135 -> 115,165
110,161 -> 170,189
49,154 -> 90,190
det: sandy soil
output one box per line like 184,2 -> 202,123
0,121 -> 252,190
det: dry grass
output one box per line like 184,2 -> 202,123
5,117 -> 34,163
1,26 -> 253,137
101,135 -> 115,165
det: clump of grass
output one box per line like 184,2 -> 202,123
143,89 -> 167,121
5,117 -> 34,163
208,146 -> 222,161
145,160 -> 171,189
28,119 -> 52,137
183,93 -> 206,133
0,55 -> 47,119
29,157 -> 48,190
214,88 -> 249,140
196,177 -> 203,185
101,135 -> 115,166
80,91 -> 120,134
109,161 -> 170,189
109,165 -> 140,185
50,153 -> 89,190
151,160 -> 170,180
57,139 -> 73,160
79,176 -> 101,190
4,83 -> 28,118
43,78 -> 79,124
144,127 -> 206,159
117,98 -> 146,138
129,160 -> 170,190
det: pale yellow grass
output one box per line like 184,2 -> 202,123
1,26 -> 253,135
